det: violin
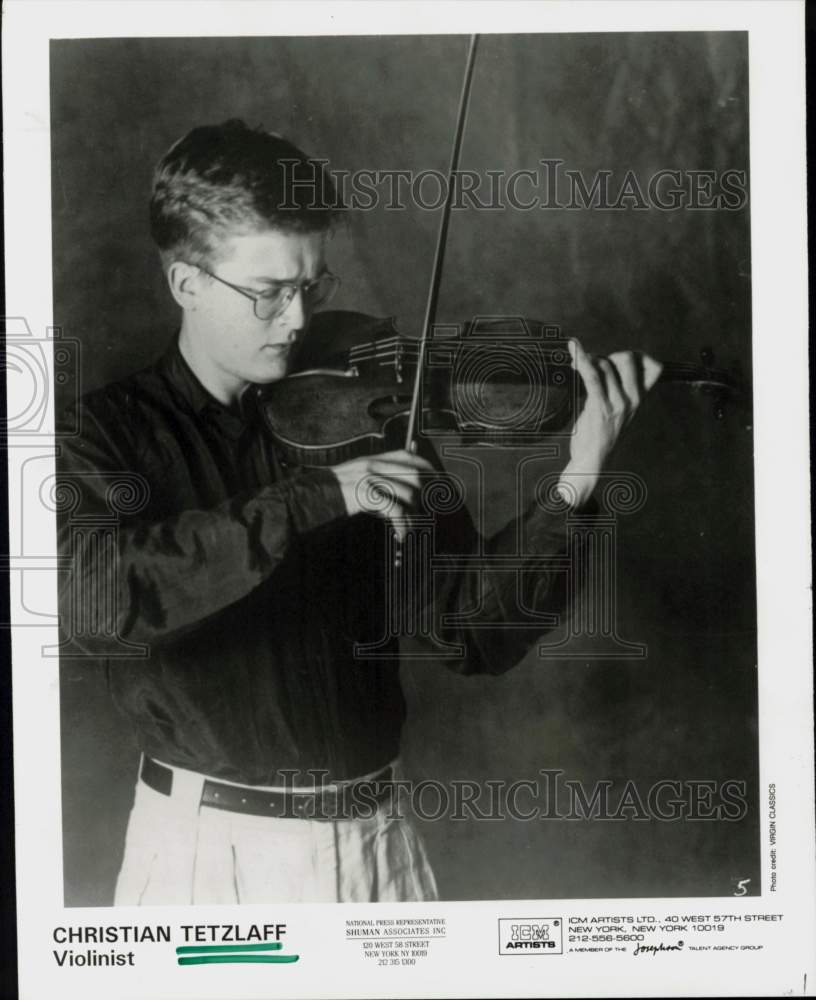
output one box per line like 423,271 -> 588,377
258,309 -> 747,469
257,33 -> 748,472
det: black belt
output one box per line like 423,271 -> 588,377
140,756 -> 395,821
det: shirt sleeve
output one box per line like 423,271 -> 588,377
56,400 -> 348,652
402,441 -> 580,676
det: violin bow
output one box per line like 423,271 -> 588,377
403,33 -> 480,449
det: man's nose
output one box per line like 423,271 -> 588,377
279,287 -> 307,333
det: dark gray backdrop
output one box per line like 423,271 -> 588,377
52,32 -> 757,905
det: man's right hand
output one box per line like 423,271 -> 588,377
330,449 -> 433,535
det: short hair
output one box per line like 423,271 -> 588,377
149,119 -> 341,269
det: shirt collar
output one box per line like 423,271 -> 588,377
160,337 -> 221,416
159,338 -> 269,442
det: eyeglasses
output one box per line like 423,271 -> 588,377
197,265 -> 340,321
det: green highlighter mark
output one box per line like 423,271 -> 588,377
176,942 -> 299,966
178,954 -> 299,966
176,943 -> 284,955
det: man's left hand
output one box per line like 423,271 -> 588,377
557,338 -> 663,508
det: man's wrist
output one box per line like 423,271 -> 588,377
556,462 -> 601,509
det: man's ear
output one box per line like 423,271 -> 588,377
167,261 -> 204,311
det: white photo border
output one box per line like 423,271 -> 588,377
3,2 -> 813,998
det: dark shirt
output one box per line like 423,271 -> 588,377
56,325 -> 572,785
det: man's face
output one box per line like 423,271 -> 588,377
192,227 -> 327,391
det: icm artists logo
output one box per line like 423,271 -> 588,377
498,918 -> 562,955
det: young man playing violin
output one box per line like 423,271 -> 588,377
58,120 -> 660,904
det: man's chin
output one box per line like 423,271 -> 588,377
251,356 -> 291,384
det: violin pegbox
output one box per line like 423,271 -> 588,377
656,346 -> 750,423
700,346 -> 725,419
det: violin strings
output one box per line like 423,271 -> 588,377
342,344 -> 737,388
347,339 -> 423,365
348,335 -> 406,356
347,340 -> 559,365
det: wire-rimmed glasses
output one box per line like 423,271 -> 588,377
198,265 -> 340,321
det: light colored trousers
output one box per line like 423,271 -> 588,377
114,758 -> 439,905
